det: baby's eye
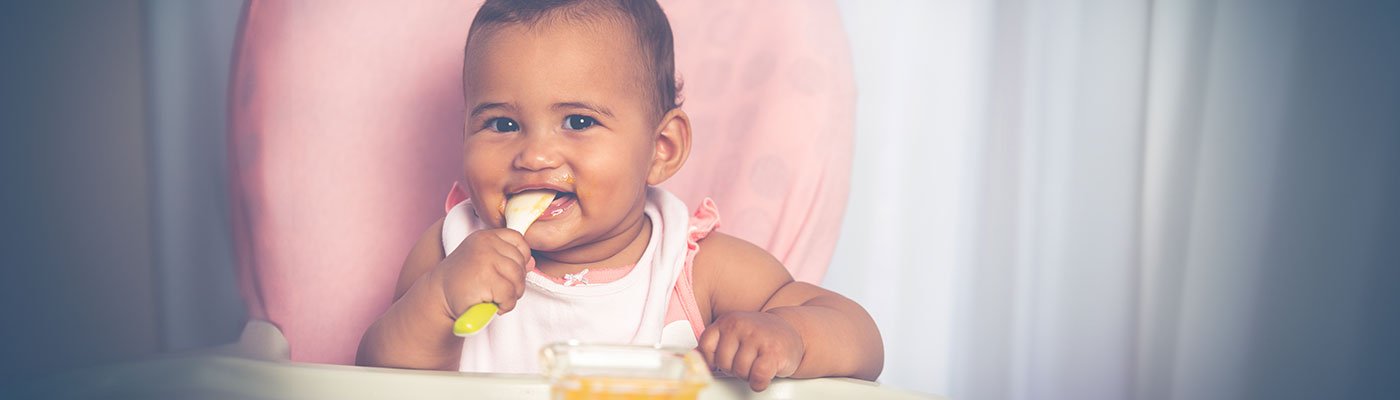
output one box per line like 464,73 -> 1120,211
485,117 -> 519,133
562,115 -> 597,131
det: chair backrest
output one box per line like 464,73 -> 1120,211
228,0 -> 854,365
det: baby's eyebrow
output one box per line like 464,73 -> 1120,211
553,102 -> 615,119
469,102 -> 513,117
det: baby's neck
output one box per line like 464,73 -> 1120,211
533,216 -> 651,278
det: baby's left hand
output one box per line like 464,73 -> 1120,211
697,311 -> 805,391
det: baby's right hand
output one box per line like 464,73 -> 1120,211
432,228 -> 533,318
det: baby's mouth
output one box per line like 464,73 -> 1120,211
534,192 -> 577,221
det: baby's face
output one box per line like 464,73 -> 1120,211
461,18 -> 658,252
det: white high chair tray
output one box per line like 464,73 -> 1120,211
28,354 -> 940,399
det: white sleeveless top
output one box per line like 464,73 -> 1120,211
442,186 -> 697,373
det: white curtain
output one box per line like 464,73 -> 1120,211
143,0 -> 247,351
830,0 -> 1400,399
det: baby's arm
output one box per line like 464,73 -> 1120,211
356,218 -> 461,370
692,233 -> 884,391
356,218 -> 532,370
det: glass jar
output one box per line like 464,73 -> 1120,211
540,341 -> 712,400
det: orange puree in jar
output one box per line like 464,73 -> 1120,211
541,342 -> 712,400
554,376 -> 704,400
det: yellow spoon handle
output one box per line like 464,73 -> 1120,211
453,302 -> 499,337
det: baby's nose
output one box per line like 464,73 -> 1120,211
512,135 -> 562,171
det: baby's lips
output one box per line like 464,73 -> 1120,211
506,173 -> 576,196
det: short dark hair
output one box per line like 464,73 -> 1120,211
465,0 -> 682,116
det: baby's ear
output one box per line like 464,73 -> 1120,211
647,108 -> 692,185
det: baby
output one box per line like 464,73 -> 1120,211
357,0 -> 882,391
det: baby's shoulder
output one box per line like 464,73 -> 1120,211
691,231 -> 794,315
692,232 -> 779,270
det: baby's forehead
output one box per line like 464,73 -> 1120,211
468,23 -> 646,74
463,18 -> 653,100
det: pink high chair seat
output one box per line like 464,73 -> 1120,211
229,0 -> 854,365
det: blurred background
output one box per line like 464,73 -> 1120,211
2,0 -> 1398,399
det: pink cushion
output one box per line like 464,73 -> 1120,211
229,0 -> 853,364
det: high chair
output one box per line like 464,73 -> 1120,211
228,0 -> 854,367
25,1 -> 935,399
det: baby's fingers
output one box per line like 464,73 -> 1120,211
710,330 -> 740,374
490,261 -> 526,313
730,342 -> 759,381
746,352 -> 783,392
697,326 -> 720,365
697,327 -> 741,375
487,228 -> 533,261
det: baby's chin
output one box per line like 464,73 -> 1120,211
521,229 -> 582,253
523,238 -> 565,252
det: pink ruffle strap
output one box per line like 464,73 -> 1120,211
685,197 -> 721,257
676,197 -> 720,339
445,181 -> 469,213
